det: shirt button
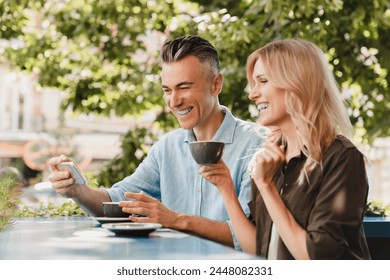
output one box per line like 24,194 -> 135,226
196,187 -> 201,192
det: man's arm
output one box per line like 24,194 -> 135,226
69,186 -> 111,217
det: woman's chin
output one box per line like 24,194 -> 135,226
256,118 -> 268,126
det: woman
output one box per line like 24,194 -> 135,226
199,38 -> 371,259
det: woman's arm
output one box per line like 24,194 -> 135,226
252,142 -> 310,259
199,161 -> 257,254
257,181 -> 310,259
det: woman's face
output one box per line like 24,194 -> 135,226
248,59 -> 292,129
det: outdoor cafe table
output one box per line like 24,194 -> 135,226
0,217 -> 259,260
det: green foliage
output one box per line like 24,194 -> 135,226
1,0 -> 175,117
1,176 -> 87,221
0,178 -> 18,232
15,200 -> 87,217
193,0 -> 390,143
365,200 -> 390,217
1,0 -> 389,187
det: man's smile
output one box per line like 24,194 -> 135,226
176,107 -> 193,115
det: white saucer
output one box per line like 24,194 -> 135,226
93,217 -> 132,224
102,222 -> 162,237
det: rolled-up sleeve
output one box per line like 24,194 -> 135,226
306,148 -> 368,259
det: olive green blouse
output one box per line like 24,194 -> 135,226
248,135 -> 371,259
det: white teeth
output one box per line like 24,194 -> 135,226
257,104 -> 269,111
177,108 -> 192,115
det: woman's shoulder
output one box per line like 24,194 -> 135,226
324,135 -> 364,160
333,135 -> 356,148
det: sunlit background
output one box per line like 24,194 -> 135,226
0,0 -> 389,209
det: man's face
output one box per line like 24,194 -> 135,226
161,55 -> 218,130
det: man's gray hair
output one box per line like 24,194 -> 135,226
161,35 -> 220,78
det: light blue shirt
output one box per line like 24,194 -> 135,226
105,107 -> 265,249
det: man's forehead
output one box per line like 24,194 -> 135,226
161,62 -> 202,87
161,78 -> 195,88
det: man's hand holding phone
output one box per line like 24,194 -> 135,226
57,162 -> 86,185
48,155 -> 87,197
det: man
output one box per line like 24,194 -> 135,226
48,35 -> 264,248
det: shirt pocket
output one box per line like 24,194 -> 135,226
282,182 -> 319,228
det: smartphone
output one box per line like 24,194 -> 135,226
57,162 -> 86,185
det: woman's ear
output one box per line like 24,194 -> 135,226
211,73 -> 224,96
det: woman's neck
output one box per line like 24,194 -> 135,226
281,127 -> 301,162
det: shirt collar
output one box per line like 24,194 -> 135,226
185,106 -> 236,144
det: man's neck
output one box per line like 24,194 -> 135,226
193,105 -> 225,141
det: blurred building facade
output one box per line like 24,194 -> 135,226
0,64 -> 124,183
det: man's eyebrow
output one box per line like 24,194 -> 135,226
176,81 -> 195,87
162,81 -> 195,88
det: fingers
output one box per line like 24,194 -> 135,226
119,199 -> 150,209
198,161 -> 226,173
120,193 -> 179,228
121,204 -> 150,217
199,168 -> 229,180
48,167 -> 73,181
123,191 -> 157,203
48,154 -> 71,171
119,197 -> 163,224
128,215 -> 150,223
48,154 -> 76,192
48,171 -> 75,196
256,142 -> 286,163
120,192 -> 160,215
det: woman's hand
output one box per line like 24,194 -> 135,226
252,142 -> 286,191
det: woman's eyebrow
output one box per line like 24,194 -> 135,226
253,74 -> 265,80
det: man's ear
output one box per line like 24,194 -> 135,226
212,73 -> 224,96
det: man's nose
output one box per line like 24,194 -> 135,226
169,90 -> 181,108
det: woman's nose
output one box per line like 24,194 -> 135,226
248,84 -> 261,101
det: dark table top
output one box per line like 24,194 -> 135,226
363,216 -> 390,238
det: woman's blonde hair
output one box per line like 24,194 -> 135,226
247,38 -> 353,184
